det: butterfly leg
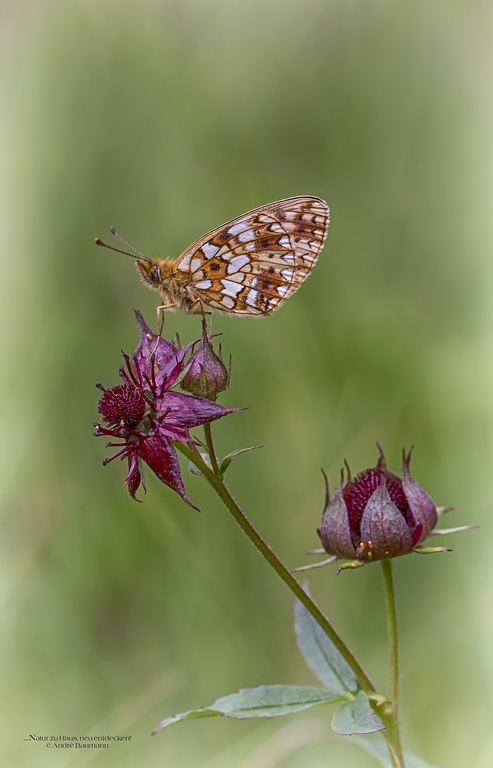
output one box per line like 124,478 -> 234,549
156,303 -> 176,337
188,298 -> 210,321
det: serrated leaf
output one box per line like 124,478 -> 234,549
218,446 -> 262,475
294,598 -> 360,695
331,691 -> 384,735
153,685 -> 343,734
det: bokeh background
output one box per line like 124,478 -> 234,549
1,1 -> 492,766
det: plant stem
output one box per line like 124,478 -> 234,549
380,559 -> 405,767
176,431 -> 375,694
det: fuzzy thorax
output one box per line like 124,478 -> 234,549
135,258 -> 201,313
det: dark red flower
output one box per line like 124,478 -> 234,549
318,446 -> 438,564
94,312 -> 239,506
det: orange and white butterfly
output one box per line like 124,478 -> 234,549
96,196 -> 329,317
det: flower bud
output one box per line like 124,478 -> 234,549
181,320 -> 230,400
318,446 -> 438,564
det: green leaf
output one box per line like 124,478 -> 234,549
152,708 -> 219,733
331,691 -> 385,735
212,684 -> 343,717
294,598 -> 360,695
218,446 -> 262,475
153,685 -> 344,734
188,452 -> 211,476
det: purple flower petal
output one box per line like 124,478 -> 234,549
133,311 -> 178,378
154,343 -> 195,392
360,480 -> 413,559
402,450 -> 437,543
318,483 -> 356,559
156,422 -> 189,443
139,434 -> 198,510
124,452 -> 143,501
159,391 -> 240,432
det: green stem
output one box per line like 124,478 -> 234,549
175,434 -> 375,694
380,559 -> 405,767
203,423 -> 220,476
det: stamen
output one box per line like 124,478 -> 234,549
103,445 -> 131,465
123,356 -> 140,388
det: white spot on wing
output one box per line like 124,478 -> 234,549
227,255 -> 250,273
279,235 -> 291,249
246,288 -> 259,307
282,252 -> 295,264
221,295 -> 235,309
221,279 -> 243,297
270,224 -> 283,233
195,280 -> 212,290
280,269 -> 293,282
244,242 -> 256,251
277,284 -> 289,297
190,257 -> 203,272
226,271 -> 245,284
228,221 -> 249,236
178,252 -> 193,270
203,243 -> 219,259
238,229 -> 255,243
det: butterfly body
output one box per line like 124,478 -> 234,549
98,196 -> 330,317
136,258 -> 203,313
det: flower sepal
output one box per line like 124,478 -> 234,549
413,545 -> 453,555
335,560 -> 366,575
429,525 -> 478,536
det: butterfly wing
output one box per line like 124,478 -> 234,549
174,196 -> 329,315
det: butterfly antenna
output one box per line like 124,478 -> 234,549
109,227 -> 150,259
93,228 -> 151,263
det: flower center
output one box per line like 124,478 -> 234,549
98,385 -> 146,430
344,467 -> 414,536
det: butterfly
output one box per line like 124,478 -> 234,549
95,196 -> 329,318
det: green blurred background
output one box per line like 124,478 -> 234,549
1,1 -> 492,766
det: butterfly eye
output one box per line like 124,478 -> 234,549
150,265 -> 161,283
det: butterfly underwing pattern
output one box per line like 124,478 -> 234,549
97,196 -> 330,317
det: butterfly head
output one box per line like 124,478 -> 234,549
135,258 -> 175,292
